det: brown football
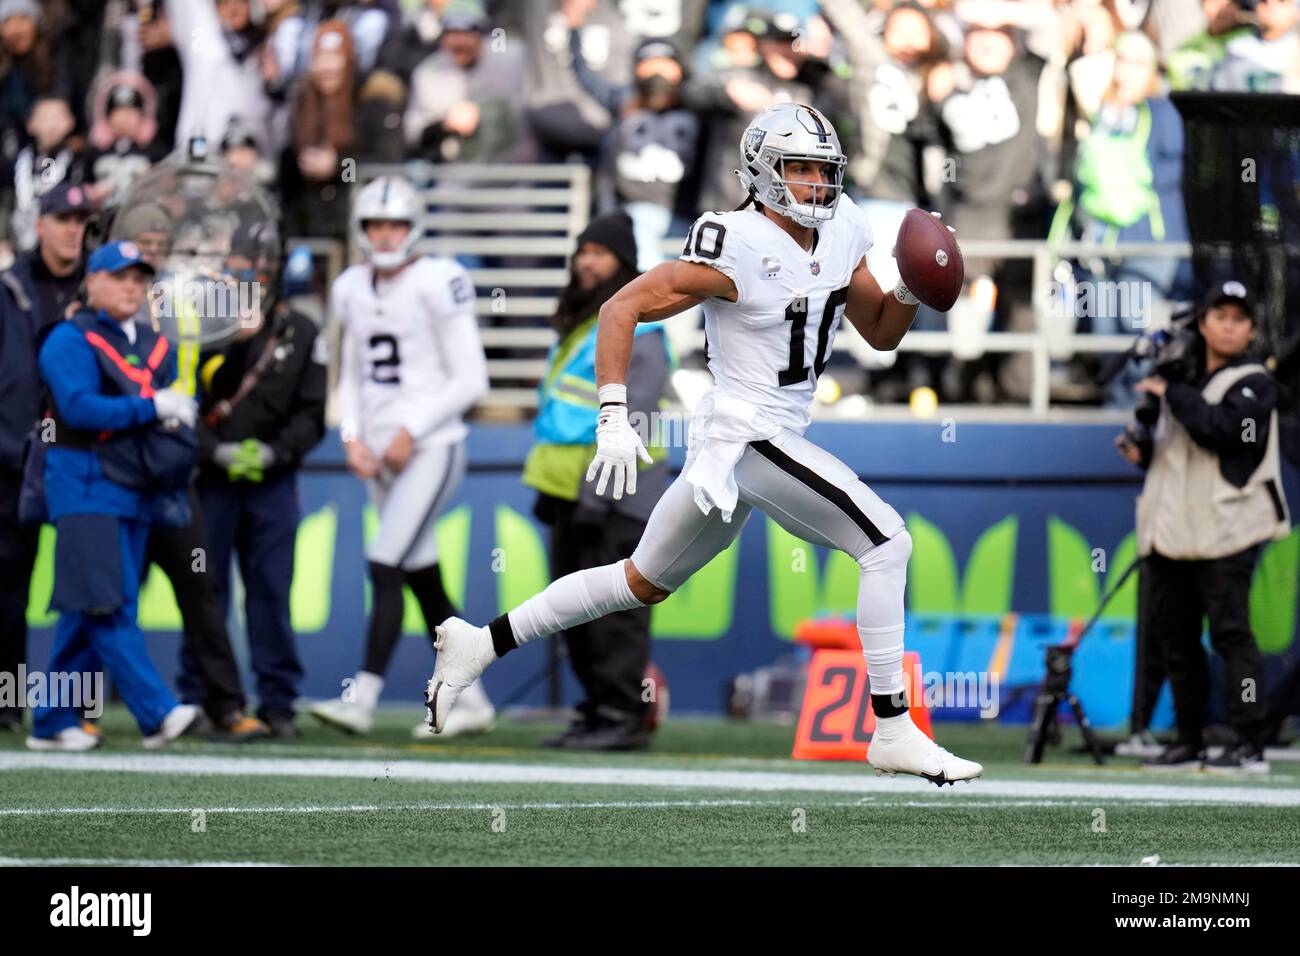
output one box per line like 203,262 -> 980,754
895,208 -> 964,311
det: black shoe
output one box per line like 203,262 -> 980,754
211,710 -> 270,744
557,713 -> 651,752
263,713 -> 301,740
1142,743 -> 1205,770
1204,742 -> 1270,774
0,714 -> 22,734
541,715 -> 591,749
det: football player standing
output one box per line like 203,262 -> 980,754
312,176 -> 494,739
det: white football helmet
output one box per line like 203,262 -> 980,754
352,176 -> 424,269
735,103 -> 847,229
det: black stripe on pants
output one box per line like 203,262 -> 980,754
749,439 -> 888,546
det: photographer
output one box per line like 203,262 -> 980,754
1116,280 -> 1291,772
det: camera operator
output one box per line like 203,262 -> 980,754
1115,280 -> 1291,772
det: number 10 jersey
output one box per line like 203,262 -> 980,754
679,194 -> 874,434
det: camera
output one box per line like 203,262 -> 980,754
1115,312 -> 1200,446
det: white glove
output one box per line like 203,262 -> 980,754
152,388 -> 197,428
585,398 -> 652,500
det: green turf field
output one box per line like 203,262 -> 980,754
2,707 -> 1299,866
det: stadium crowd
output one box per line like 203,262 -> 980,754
0,0 -> 1294,407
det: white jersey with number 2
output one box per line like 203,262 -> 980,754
332,255 -> 487,453
679,193 -> 874,434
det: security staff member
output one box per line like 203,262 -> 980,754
1117,280 -> 1292,772
524,212 -> 672,751
27,241 -> 205,750
191,252 -> 328,739
116,204 -> 264,744
0,183 -> 90,733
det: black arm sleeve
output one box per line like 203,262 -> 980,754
1165,372 -> 1277,455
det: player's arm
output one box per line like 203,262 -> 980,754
399,267 -> 489,443
842,256 -> 919,352
594,259 -> 734,390
331,282 -> 379,479
586,259 -> 733,500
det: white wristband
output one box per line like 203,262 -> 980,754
893,282 -> 920,306
598,383 -> 627,406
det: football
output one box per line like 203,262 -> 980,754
894,208 -> 965,311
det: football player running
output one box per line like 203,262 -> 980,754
311,175 -> 494,739
428,104 -> 982,784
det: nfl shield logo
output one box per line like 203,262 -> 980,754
810,261 -> 820,275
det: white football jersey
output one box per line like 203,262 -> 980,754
332,255 -> 486,451
680,194 -> 874,433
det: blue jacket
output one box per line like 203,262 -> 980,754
38,309 -> 174,521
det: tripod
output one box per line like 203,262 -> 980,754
1024,557 -> 1141,765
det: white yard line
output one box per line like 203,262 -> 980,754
2,751 -> 1299,806
0,799 -> 800,816
0,856 -> 285,867
0,798 -> 1127,817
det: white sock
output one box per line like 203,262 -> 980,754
873,711 -> 914,739
352,671 -> 384,711
507,560 -> 644,645
856,531 -> 911,698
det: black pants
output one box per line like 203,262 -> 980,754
187,474 -> 304,722
546,498 -> 651,723
1130,559 -> 1168,733
144,485 -> 245,723
0,468 -> 39,727
1146,544 -> 1267,749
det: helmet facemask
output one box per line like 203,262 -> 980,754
757,151 -> 846,228
357,218 -> 419,271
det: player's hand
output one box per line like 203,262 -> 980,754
585,404 -> 652,500
383,427 -> 415,474
152,388 -> 197,428
345,439 -> 381,480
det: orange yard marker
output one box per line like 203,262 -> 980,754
792,628 -> 933,761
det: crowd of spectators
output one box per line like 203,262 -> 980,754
1,0 -> 1296,406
